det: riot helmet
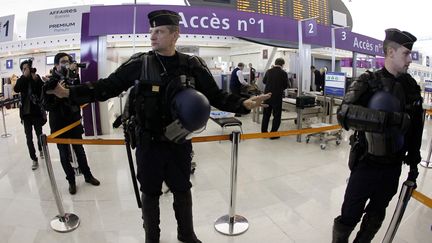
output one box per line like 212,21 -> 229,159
164,88 -> 210,143
366,91 -> 404,156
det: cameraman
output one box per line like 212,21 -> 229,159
14,59 -> 46,170
44,53 -> 100,195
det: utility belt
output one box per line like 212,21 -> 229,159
362,152 -> 404,167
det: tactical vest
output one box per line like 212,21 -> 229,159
132,51 -> 196,139
365,70 -> 406,157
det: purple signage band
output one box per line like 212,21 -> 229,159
81,12 -> 102,136
89,5 -> 384,56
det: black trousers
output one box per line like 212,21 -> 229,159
261,100 -> 282,133
22,116 -> 43,161
56,130 -> 92,183
339,158 -> 402,227
136,140 -> 193,195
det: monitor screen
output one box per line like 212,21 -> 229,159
46,56 -> 55,65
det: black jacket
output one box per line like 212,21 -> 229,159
69,51 -> 249,115
14,74 -> 45,119
45,68 -> 83,136
263,66 -> 289,104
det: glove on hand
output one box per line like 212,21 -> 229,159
407,165 -> 419,188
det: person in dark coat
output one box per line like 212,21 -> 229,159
14,59 -> 46,170
332,28 -> 423,243
44,53 -> 100,195
261,58 -> 289,138
46,10 -> 270,243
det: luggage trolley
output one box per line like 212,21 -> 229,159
305,72 -> 346,149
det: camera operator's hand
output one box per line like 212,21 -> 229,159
69,62 -> 78,71
31,72 -> 38,81
41,75 -> 51,82
46,82 -> 70,98
243,93 -> 271,110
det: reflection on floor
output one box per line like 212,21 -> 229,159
0,107 -> 431,243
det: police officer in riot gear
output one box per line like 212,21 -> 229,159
47,10 -> 270,243
333,29 -> 424,243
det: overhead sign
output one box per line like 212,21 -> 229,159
5,59 -> 13,69
26,5 -> 90,38
0,15 -> 14,42
304,19 -> 317,37
425,80 -> 432,92
324,72 -> 346,97
89,5 -> 383,56
411,51 -> 419,61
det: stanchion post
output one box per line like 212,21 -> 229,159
215,131 -> 249,235
40,134 -> 80,232
420,136 -> 432,168
69,144 -> 81,176
91,102 -> 98,138
296,108 -> 302,142
1,105 -> 12,138
382,180 -> 416,243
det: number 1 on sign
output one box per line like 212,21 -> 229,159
2,20 -> 9,37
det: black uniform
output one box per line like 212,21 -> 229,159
333,68 -> 424,242
14,74 -> 46,162
69,51 -> 248,193
44,70 -> 94,185
68,51 -> 248,242
261,66 -> 289,133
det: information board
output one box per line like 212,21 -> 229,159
324,72 -> 345,97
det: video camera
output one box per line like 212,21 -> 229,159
74,62 -> 87,69
27,58 -> 37,73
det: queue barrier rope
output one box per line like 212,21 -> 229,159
46,122 -> 342,145
412,190 -> 432,209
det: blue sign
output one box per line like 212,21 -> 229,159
304,19 -> 317,37
425,80 -> 432,92
411,51 -> 419,61
5,59 -> 13,69
324,72 -> 346,97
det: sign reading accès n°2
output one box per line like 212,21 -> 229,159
324,72 -> 346,97
0,15 -> 14,42
26,6 -> 90,38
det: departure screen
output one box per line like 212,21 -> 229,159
188,0 -> 345,27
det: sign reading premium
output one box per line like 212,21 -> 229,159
0,15 -> 14,42
26,5 -> 90,38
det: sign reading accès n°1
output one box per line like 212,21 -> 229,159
324,72 -> 346,97
26,5 -> 90,38
0,15 -> 14,42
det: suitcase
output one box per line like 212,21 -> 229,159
296,95 -> 316,108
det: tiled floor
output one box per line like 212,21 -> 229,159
0,107 -> 431,243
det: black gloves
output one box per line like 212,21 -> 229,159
404,151 -> 421,166
406,165 -> 419,188
388,112 -> 411,133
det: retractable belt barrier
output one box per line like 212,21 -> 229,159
41,119 -> 341,234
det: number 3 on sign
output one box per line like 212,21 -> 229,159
341,31 -> 347,41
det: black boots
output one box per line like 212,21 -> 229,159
332,216 -> 355,243
353,213 -> 384,243
173,190 -> 202,243
141,194 -> 161,243
68,181 -> 76,195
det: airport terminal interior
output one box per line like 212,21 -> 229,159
1,1 -> 432,243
